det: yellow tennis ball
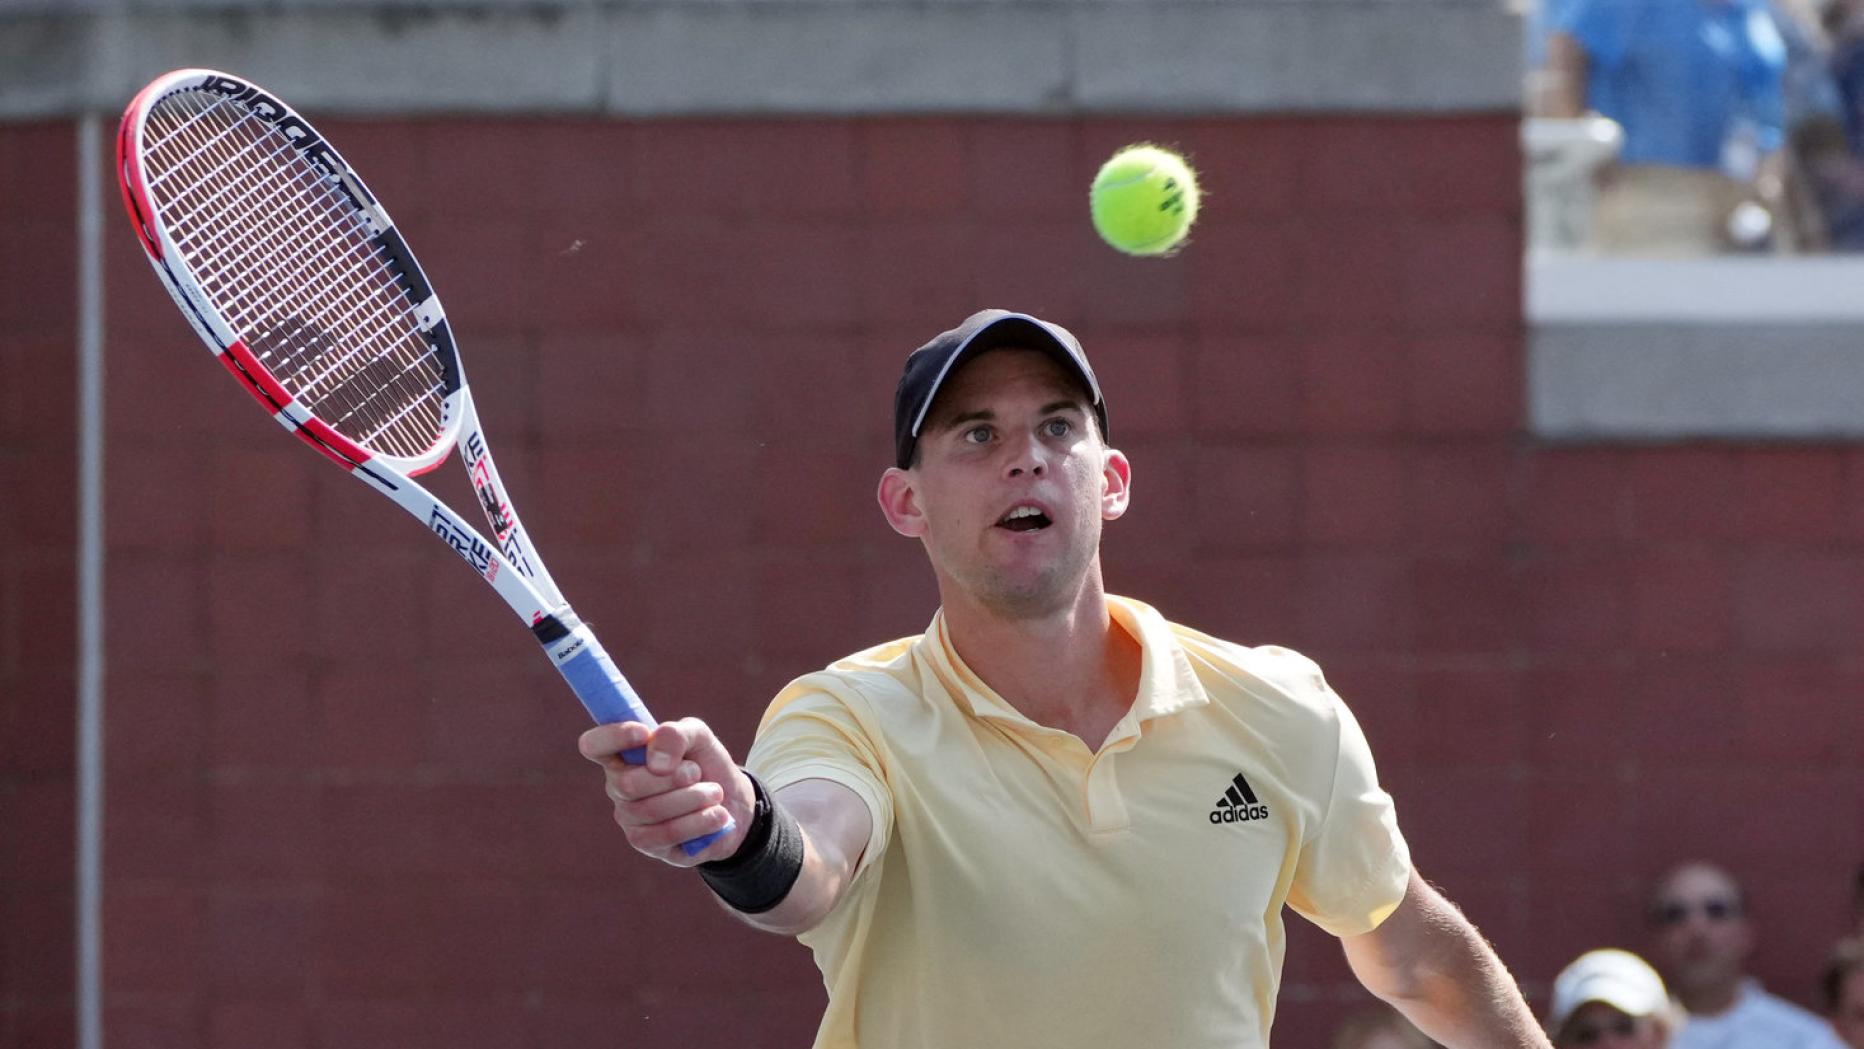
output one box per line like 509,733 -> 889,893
1089,144 -> 1201,256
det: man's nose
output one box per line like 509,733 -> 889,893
1003,433 -> 1048,477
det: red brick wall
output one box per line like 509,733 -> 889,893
10,112 -> 1857,1046
0,121 -> 80,1049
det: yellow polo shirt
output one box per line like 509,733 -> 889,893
744,595 -> 1411,1049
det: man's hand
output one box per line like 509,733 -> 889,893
578,718 -> 755,866
578,721 -> 874,935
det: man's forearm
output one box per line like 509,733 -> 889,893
1342,873 -> 1552,1049
1378,922 -> 1549,1049
707,778 -> 870,937
713,825 -> 851,936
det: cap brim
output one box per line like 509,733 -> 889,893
1549,961 -> 1669,1030
906,314 -> 1103,440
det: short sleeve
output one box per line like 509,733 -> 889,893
1283,690 -> 1412,938
744,679 -> 894,878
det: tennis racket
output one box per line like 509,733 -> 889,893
117,68 -> 729,856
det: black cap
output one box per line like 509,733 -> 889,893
893,309 -> 1109,469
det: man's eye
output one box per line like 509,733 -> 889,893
1042,419 -> 1071,438
963,426 -> 992,444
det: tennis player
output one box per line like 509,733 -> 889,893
581,309 -> 1552,1048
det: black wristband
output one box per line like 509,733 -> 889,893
697,770 -> 804,914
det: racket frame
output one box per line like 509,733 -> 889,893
117,67 -> 729,856
118,69 -> 564,621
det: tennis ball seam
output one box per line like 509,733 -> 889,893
1093,169 -> 1156,191
1089,144 -> 1200,256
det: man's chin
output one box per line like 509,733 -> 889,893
976,574 -> 1079,621
1670,964 -> 1739,1001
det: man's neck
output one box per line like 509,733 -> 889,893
1680,978 -> 1745,1018
939,580 -> 1140,744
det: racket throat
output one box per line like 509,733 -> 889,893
531,609 -> 577,647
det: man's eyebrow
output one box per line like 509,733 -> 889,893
933,400 -> 1087,434
933,409 -> 994,433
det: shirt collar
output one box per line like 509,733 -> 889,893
916,595 -> 1211,727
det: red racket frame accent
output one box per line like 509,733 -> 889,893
216,340 -> 372,472
219,340 -> 291,408
116,79 -> 164,261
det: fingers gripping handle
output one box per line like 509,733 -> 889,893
548,625 -> 653,760
540,616 -> 731,857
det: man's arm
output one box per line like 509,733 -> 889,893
1340,871 -> 1552,1049
1535,32 -> 1590,118
579,719 -> 871,936
732,777 -> 871,935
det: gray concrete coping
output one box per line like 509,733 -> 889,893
1,1 -> 1522,118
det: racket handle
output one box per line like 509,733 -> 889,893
539,614 -> 732,858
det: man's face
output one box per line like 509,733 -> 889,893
885,348 -> 1127,619
1836,967 -> 1864,1049
1556,1003 -> 1664,1049
1649,864 -> 1753,1000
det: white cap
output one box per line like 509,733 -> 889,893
1548,949 -> 1671,1031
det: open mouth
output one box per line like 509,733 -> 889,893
996,505 -> 1052,532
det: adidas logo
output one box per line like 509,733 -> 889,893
1209,772 -> 1269,825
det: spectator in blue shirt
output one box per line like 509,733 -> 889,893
1541,0 -> 1794,252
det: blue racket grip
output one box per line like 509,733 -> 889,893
542,616 -> 732,858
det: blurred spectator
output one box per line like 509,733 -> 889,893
1771,0 -> 1864,248
1648,861 -> 1849,1049
1772,0 -> 1859,247
1785,113 -> 1864,247
1331,1001 -> 1442,1049
1825,937 -> 1864,1048
1827,0 -> 1864,155
1538,0 -> 1798,253
1546,948 -> 1681,1049
1774,0 -> 1846,128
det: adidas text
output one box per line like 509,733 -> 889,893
1210,772 -> 1268,824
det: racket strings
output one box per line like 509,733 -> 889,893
160,132 -> 416,400
175,150 -> 408,394
150,105 -> 407,394
149,98 -> 444,448
160,122 -> 443,453
141,89 -> 448,458
159,130 -> 385,343
150,98 -> 444,450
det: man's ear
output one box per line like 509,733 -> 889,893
877,467 -> 928,537
1101,448 -> 1131,521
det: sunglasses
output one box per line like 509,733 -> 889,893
1564,1014 -> 1640,1046
1651,897 -> 1742,926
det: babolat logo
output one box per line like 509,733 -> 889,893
199,75 -> 347,182
1209,773 -> 1269,825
